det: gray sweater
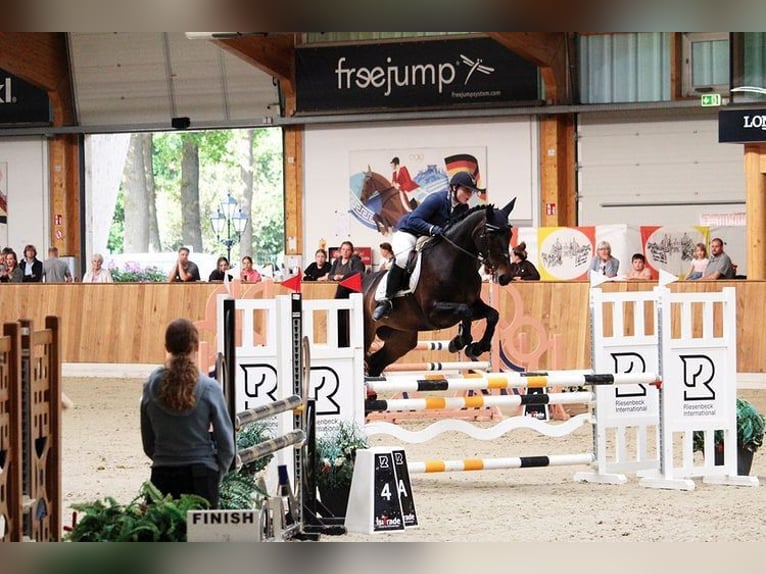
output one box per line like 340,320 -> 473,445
140,368 -> 235,479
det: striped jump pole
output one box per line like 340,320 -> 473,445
237,429 -> 306,467
409,453 -> 595,474
366,391 -> 594,413
413,340 -> 455,351
235,394 -> 303,429
383,361 -> 492,373
365,371 -> 660,394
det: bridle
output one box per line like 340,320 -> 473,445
440,216 -> 509,273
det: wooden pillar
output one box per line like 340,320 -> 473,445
281,88 -> 303,256
283,125 -> 303,256
539,114 -> 576,227
48,135 -> 80,257
745,143 -> 766,280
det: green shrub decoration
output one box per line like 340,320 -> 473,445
315,421 -> 368,492
692,397 -> 766,453
65,481 -> 208,542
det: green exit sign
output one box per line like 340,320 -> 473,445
701,93 -> 722,107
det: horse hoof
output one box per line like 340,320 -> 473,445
466,342 -> 488,358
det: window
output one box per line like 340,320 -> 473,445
682,33 -> 729,97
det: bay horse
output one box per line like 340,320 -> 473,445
359,168 -> 416,235
362,200 -> 516,377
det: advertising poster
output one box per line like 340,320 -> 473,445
537,227 -> 596,281
640,225 -> 709,279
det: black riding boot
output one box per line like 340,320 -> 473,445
373,265 -> 405,321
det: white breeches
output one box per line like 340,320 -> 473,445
391,231 -> 417,268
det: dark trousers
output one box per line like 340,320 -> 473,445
150,464 -> 220,509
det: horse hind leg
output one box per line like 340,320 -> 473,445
367,330 -> 418,377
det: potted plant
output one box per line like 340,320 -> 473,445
314,420 -> 368,518
219,421 -> 272,510
692,397 -> 765,475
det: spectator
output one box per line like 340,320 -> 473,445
589,241 -> 620,277
302,249 -> 331,282
685,243 -> 709,280
509,242 -> 540,281
330,241 -> 365,348
626,253 -> 653,280
43,247 -> 73,283
140,318 -> 235,509
0,247 -> 11,277
20,244 -> 43,282
208,256 -> 233,282
328,241 -> 365,283
0,249 -> 23,283
167,247 -> 200,282
379,242 -> 394,271
701,238 -> 735,280
83,253 -> 114,283
239,255 -> 262,283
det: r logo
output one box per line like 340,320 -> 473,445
239,363 -> 279,401
680,354 -> 716,401
309,366 -> 341,415
611,352 -> 648,398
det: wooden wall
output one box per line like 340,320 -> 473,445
1,280 -> 763,372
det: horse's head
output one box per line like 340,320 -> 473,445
360,166 -> 389,204
481,199 -> 516,286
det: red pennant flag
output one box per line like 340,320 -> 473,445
281,272 -> 301,293
339,272 -> 362,293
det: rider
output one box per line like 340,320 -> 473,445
372,171 -> 483,321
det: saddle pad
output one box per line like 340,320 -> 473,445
374,256 -> 422,302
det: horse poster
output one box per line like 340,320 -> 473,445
348,147 -> 487,235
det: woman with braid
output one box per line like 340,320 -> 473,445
140,318 -> 235,508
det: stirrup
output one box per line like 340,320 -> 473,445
372,299 -> 392,321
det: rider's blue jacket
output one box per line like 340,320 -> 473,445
396,190 -> 468,237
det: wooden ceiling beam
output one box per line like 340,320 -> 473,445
214,34 -> 295,97
486,32 -> 570,104
0,32 -> 75,126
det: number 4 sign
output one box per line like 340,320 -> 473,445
344,447 -> 419,534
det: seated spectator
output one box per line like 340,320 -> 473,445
303,249 -> 331,282
509,242 -> 540,281
685,243 -> 709,280
589,241 -> 620,277
379,242 -> 394,271
83,253 -> 114,283
239,256 -> 262,283
701,237 -> 735,280
208,256 -> 233,282
0,247 -> 11,277
20,244 -> 43,282
328,241 -> 365,283
625,253 -> 653,280
167,247 -> 200,282
43,247 -> 73,283
0,249 -> 23,283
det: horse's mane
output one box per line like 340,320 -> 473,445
443,203 -> 492,233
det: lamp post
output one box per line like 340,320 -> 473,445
211,192 -> 248,262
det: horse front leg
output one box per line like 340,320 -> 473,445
427,302 -> 473,354
448,318 -> 473,353
464,299 -> 499,359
